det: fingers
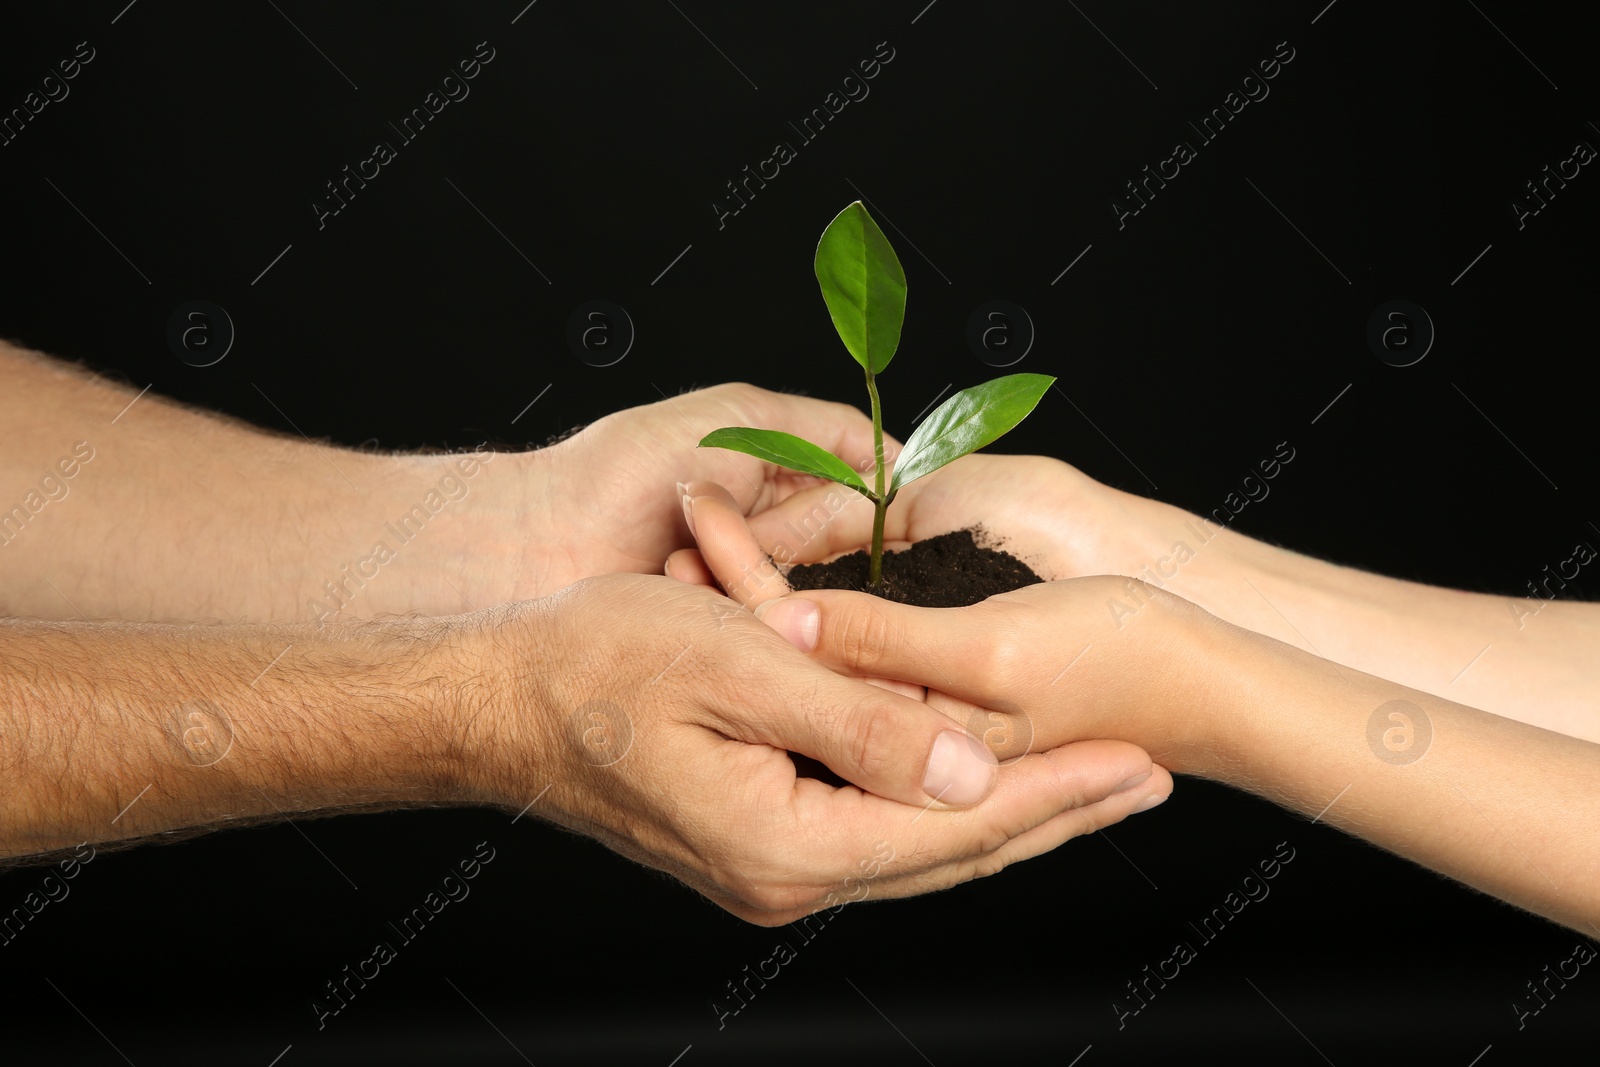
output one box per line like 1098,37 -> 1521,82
864,676 -> 927,701
664,548 -> 715,586
869,760 -> 1173,902
761,390 -> 902,484
683,482 -> 791,609
746,482 -> 893,566
754,588 -> 977,696
758,739 -> 1159,916
714,666 -> 1001,811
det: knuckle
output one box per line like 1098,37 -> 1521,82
970,850 -> 1013,881
971,821 -> 1013,857
972,631 -> 1023,687
839,696 -> 896,780
835,601 -> 895,674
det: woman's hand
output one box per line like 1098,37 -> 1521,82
682,451 -> 1170,583
672,486 -> 1600,932
667,480 -> 1207,771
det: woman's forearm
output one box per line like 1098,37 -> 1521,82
1190,616 -> 1600,933
1132,493 -> 1600,741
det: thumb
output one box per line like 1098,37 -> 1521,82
717,658 -> 1000,809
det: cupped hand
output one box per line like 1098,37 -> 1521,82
473,572 -> 1168,925
664,484 -> 1176,819
689,451 -> 1164,582
535,383 -> 888,588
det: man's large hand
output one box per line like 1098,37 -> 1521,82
0,351 -> 886,624
477,573 -> 1167,924
520,383 -> 882,590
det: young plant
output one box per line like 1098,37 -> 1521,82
699,200 -> 1054,588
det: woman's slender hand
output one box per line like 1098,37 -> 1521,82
675,481 -> 1600,932
674,451 -> 1600,742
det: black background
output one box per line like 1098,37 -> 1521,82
2,1 -> 1597,1063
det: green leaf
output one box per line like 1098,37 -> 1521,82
890,373 -> 1056,492
699,427 -> 871,495
814,201 -> 907,375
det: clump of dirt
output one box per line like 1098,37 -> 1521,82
782,526 -> 1043,608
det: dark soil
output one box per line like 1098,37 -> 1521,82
782,527 -> 1041,786
783,526 -> 1044,608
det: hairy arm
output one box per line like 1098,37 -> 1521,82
0,613 -> 479,860
0,340 -> 890,627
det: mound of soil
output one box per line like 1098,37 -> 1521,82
782,526 -> 1043,607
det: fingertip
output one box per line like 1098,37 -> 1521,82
1134,765 -> 1174,812
922,729 -> 1000,808
666,548 -> 716,586
692,493 -> 790,608
681,480 -> 739,506
1033,739 -> 1157,810
753,597 -> 818,651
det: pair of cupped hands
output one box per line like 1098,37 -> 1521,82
492,384 -> 1190,926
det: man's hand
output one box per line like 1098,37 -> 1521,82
0,344 -> 884,624
499,382 -> 884,599
474,573 -> 1169,925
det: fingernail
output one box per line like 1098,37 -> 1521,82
754,598 -> 819,652
1135,793 -> 1169,813
923,730 -> 998,807
681,492 -> 698,539
1113,770 -> 1152,794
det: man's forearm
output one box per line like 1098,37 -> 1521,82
0,613 -> 490,859
0,341 -> 543,623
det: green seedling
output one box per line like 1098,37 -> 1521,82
699,201 -> 1054,588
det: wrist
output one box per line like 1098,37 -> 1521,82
447,598 -> 558,813
254,614 -> 493,810
1126,585 -> 1237,779
314,443 -> 555,619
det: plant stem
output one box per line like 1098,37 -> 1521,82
865,367 -> 886,587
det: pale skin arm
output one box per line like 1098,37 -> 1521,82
790,581 -> 1600,934
698,455 -> 1600,742
679,485 -> 1600,932
1129,494 -> 1600,744
0,340 -> 888,625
